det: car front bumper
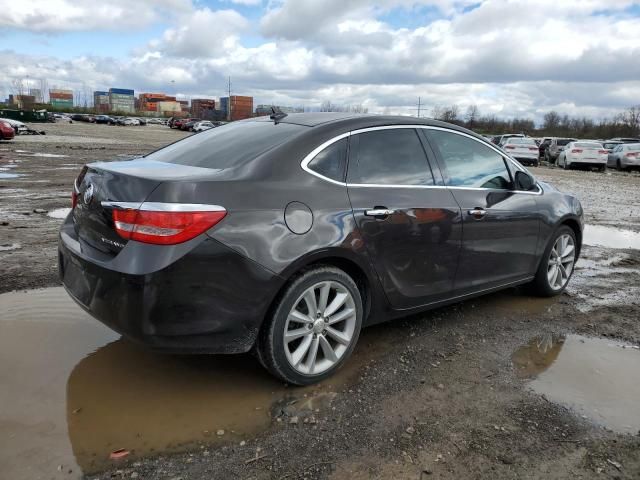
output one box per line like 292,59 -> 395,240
58,216 -> 283,354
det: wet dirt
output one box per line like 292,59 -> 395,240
512,334 -> 640,434
0,287 -> 388,478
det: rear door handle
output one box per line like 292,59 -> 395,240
468,208 -> 487,219
365,208 -> 395,217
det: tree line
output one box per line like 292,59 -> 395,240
432,104 -> 640,139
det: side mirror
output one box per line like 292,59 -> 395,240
515,170 -> 536,191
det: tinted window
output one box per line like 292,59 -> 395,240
349,129 -> 434,185
148,121 -> 305,169
307,138 -> 348,182
557,139 -> 574,146
428,130 -> 512,189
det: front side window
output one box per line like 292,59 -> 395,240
348,129 -> 434,186
307,138 -> 348,182
428,130 -> 512,190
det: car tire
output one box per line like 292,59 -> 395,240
616,160 -> 625,171
530,225 -> 577,297
256,266 -> 363,385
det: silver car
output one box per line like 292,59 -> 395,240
545,138 -> 576,164
607,143 -> 640,171
557,141 -> 608,171
502,137 -> 540,166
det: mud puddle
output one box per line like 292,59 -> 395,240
0,172 -> 23,179
512,334 -> 640,434
48,208 -> 72,219
584,225 -> 640,249
0,287 -> 386,478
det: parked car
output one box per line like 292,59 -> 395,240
53,113 -> 73,123
492,133 -> 524,146
147,118 -> 164,125
135,117 -> 147,126
607,143 -> 640,171
94,115 -> 116,125
0,118 -> 28,134
557,141 -> 608,171
609,137 -> 640,143
59,113 -> 584,385
180,118 -> 201,131
193,121 -> 215,132
0,120 -> 15,140
501,137 -> 540,166
602,140 -> 623,153
119,117 -> 140,126
544,138 -> 577,164
538,137 -> 553,158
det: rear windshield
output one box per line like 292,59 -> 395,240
148,121 -> 306,169
505,138 -> 536,145
574,142 -> 602,148
627,143 -> 640,151
557,139 -> 574,146
603,142 -> 621,149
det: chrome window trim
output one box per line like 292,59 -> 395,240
101,201 -> 226,212
299,124 -> 543,195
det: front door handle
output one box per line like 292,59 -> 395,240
365,208 -> 395,217
468,208 -> 487,220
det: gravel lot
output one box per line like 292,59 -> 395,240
1,122 -> 639,480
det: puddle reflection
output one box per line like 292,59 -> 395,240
0,288 -> 384,477
513,334 -> 640,434
584,225 -> 640,249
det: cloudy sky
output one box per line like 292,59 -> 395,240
2,0 -> 640,122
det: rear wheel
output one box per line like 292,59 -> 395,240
530,226 -> 577,297
257,266 -> 363,385
617,159 -> 626,171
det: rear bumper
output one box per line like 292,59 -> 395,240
58,217 -> 283,354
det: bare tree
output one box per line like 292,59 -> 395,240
543,111 -> 560,132
465,104 -> 480,129
433,105 -> 459,123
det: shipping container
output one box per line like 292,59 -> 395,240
109,88 -> 134,96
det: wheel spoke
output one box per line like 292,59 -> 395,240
318,283 -> 331,314
548,265 -> 559,286
324,292 -> 348,317
319,335 -> 338,362
291,334 -> 313,366
558,263 -> 568,283
327,307 -> 355,325
285,327 -> 310,343
561,244 -> 574,259
305,336 -> 320,373
289,309 -> 313,325
325,326 -> 350,346
303,289 -> 318,318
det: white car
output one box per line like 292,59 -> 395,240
607,143 -> 640,171
557,141 -> 608,171
123,117 -> 140,126
0,118 -> 28,134
502,137 -> 540,166
193,121 -> 215,132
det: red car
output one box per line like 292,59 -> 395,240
0,120 -> 15,140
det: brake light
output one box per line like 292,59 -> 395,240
504,145 -> 515,149
571,149 -> 583,153
598,150 -> 608,154
528,147 -> 538,151
625,152 -> 638,158
112,205 -> 226,245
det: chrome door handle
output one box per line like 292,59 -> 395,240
365,208 -> 395,217
468,208 -> 487,219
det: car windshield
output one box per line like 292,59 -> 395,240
557,139 -> 574,146
574,142 -> 602,148
505,138 -> 536,145
603,143 -> 621,149
148,120 -> 306,169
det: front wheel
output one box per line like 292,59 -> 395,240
530,226 -> 577,297
257,266 -> 363,385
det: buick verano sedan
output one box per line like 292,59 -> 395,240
59,113 -> 583,385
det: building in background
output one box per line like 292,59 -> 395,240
191,99 -> 216,119
49,89 -> 74,110
220,95 -> 254,121
109,88 -> 135,113
8,94 -> 36,110
156,101 -> 185,117
28,88 -> 43,104
139,93 -> 177,113
93,91 -> 110,112
178,100 -> 190,114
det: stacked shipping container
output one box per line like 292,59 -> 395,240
191,99 -> 216,119
109,88 -> 135,113
49,89 -> 74,109
220,96 -> 253,121
93,91 -> 110,112
139,93 -> 177,112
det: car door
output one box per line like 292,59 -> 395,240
347,127 -> 462,309
424,128 -> 540,293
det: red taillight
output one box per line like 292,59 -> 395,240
571,149 -> 583,153
626,152 -> 638,158
112,207 -> 226,245
598,150 -> 608,154
528,147 -> 538,151
504,145 -> 515,149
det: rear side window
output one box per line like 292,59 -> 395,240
348,129 -> 434,186
557,139 -> 573,146
148,121 -> 305,169
428,130 -> 512,190
307,138 -> 348,182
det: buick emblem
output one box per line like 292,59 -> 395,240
84,183 -> 95,204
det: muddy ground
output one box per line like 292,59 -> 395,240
1,123 -> 639,480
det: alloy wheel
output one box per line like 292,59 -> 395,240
547,234 -> 575,291
283,281 -> 357,375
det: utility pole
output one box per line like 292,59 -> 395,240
227,76 -> 232,121
417,96 -> 421,118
